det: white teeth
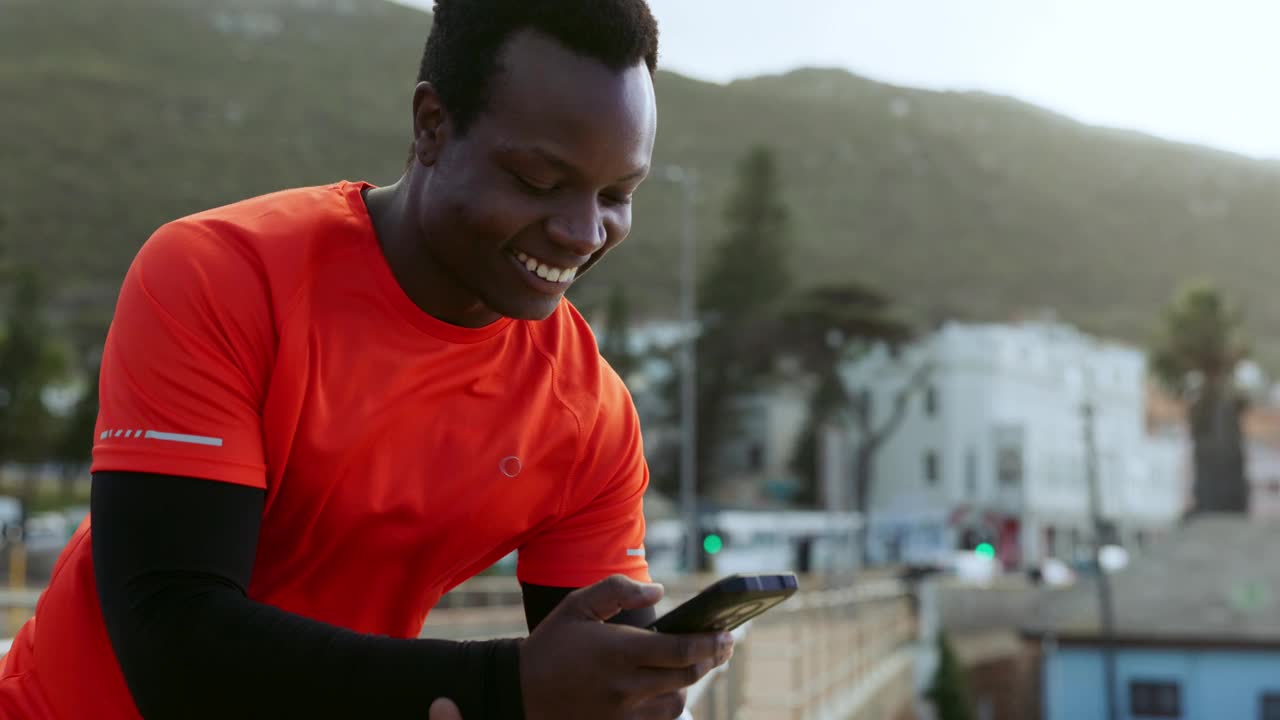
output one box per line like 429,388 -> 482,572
514,250 -> 576,283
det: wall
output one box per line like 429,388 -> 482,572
1044,645 -> 1280,720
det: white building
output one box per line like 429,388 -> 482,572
840,321 -> 1184,569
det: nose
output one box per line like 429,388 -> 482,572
546,196 -> 607,258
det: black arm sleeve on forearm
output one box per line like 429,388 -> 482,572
91,471 -> 525,720
521,584 -> 658,631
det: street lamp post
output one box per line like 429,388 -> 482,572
664,166 -> 700,575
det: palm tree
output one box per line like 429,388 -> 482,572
1150,282 -> 1249,514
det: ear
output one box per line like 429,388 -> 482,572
411,81 -> 450,167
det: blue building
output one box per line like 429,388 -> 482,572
1027,516 -> 1280,720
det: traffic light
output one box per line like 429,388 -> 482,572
695,529 -> 725,572
960,526 -> 997,556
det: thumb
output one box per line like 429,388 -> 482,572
568,574 -> 664,622
429,698 -> 462,720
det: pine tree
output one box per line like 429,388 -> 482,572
0,270 -> 64,464
55,353 -> 100,500
0,269 -> 67,521
694,146 -> 792,496
699,146 -> 792,327
927,632 -> 977,720
600,284 -> 637,382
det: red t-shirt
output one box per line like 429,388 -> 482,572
0,181 -> 650,718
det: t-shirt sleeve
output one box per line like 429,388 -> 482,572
90,219 -> 275,489
517,366 -> 651,587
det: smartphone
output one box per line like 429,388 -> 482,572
648,573 -> 799,633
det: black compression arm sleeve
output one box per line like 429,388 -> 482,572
91,471 -> 525,720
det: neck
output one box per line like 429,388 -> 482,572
363,178 -> 500,329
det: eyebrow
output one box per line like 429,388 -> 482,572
513,144 -> 649,184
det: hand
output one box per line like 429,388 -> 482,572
428,698 -> 462,720
519,574 -> 733,720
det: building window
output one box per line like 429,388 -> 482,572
993,422 -> 1024,484
965,448 -> 978,493
1130,680 -> 1181,718
924,451 -> 940,484
1261,693 -> 1280,720
925,385 -> 939,417
993,443 -> 1024,481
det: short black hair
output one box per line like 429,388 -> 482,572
418,0 -> 659,136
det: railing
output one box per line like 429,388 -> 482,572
0,587 -> 40,638
0,576 -> 919,720
686,579 -> 917,720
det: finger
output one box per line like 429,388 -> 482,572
428,698 -> 462,720
625,661 -> 717,697
623,630 -> 731,669
630,690 -> 688,720
567,574 -> 664,622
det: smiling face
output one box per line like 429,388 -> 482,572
408,29 -> 658,325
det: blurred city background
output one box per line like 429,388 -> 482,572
3,1 -> 1280,718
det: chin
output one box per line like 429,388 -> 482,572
489,295 -> 563,322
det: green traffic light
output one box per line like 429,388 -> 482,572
975,542 -> 996,558
703,534 -> 723,555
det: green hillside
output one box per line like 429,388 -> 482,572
4,0 -> 1280,361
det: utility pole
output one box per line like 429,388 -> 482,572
1083,401 -> 1119,720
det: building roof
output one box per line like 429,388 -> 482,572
1026,515 -> 1280,648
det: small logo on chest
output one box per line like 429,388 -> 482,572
499,455 -> 523,477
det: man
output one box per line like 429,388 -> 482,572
0,1 -> 731,718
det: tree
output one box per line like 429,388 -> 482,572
0,271 -> 65,462
54,352 -> 100,501
693,146 -> 793,497
0,270 -> 67,520
1150,282 -> 1249,514
599,284 -> 638,382
927,632 -> 977,720
847,360 -> 933,519
778,283 -> 916,507
698,146 -> 792,327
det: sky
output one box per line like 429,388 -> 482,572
394,0 -> 1280,160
